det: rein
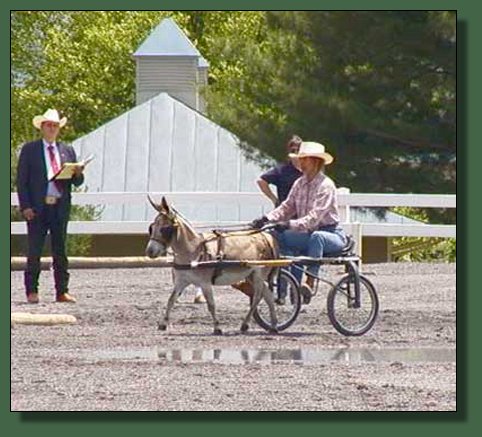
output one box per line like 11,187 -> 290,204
149,205 -> 277,268
202,227 -> 267,243
193,222 -> 253,231
196,225 -> 277,263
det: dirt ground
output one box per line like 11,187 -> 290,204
10,262 -> 456,411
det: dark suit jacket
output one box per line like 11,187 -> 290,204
17,139 -> 85,218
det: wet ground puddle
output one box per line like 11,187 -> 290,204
87,347 -> 456,364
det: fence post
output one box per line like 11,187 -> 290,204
337,187 -> 351,223
352,222 -> 363,271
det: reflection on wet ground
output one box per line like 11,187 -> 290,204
87,347 -> 456,364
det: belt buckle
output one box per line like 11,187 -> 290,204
45,196 -> 58,205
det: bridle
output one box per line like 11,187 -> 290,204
148,215 -> 179,245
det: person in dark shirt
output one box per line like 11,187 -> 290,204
256,135 -> 302,207
232,135 -> 303,304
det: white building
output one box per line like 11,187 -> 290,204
72,18 -> 270,225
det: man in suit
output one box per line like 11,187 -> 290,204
17,109 -> 84,304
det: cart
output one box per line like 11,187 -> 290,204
187,236 -> 379,336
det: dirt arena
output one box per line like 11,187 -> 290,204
10,262 -> 456,411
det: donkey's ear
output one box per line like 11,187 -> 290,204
161,196 -> 169,212
147,194 -> 162,212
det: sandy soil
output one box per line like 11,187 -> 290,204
11,262 -> 456,411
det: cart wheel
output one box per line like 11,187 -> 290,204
327,274 -> 379,336
253,269 -> 302,332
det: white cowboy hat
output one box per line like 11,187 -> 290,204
32,109 -> 67,129
289,141 -> 334,164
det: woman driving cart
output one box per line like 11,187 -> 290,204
251,141 -> 347,304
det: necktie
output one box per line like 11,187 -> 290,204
47,144 -> 63,193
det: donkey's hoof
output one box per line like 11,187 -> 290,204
158,323 -> 168,331
213,328 -> 223,336
240,323 -> 249,333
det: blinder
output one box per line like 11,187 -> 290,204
160,224 -> 176,241
148,221 -> 178,244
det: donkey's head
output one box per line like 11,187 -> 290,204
145,196 -> 179,258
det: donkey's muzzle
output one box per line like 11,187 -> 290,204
145,240 -> 166,258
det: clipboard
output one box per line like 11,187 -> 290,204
50,154 -> 95,181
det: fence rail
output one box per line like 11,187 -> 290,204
11,192 -> 456,240
10,192 -> 457,208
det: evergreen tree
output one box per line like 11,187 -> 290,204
11,11 -> 456,226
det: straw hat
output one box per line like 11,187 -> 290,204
288,141 -> 334,165
32,109 -> 67,129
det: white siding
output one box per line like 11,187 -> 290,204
72,93 -> 268,223
77,127 -> 104,193
148,94 -> 174,193
123,105 -> 151,220
240,157 -> 267,220
197,67 -> 208,86
190,116 -> 218,221
101,115 -> 128,220
136,57 -> 198,107
216,129 -> 241,221
170,100 -> 197,219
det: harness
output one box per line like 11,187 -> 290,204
198,228 -> 272,260
190,228 -> 276,284
149,208 -> 277,284
148,218 -> 179,245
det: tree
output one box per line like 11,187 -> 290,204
10,11 -> 268,183
203,11 -> 456,226
12,11 -> 166,150
12,11 -> 456,224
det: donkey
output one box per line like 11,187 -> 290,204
145,196 -> 279,335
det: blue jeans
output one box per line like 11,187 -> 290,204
275,226 -> 347,286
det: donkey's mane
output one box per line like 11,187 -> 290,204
170,204 -> 198,235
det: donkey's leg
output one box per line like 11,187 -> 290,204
200,283 -> 222,335
240,271 -> 268,333
158,273 -> 190,331
260,279 -> 279,334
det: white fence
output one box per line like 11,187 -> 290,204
11,192 -> 456,245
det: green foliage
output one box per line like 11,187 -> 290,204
10,12 -> 270,171
208,12 -> 455,190
203,11 -> 456,224
12,11 -> 168,146
11,11 -> 456,229
391,207 -> 456,262
392,237 -> 456,262
66,203 -> 102,256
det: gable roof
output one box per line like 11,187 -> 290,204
72,92 -> 266,222
133,17 -> 207,64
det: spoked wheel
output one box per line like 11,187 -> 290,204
327,274 -> 379,336
253,269 -> 302,332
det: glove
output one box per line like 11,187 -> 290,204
250,216 -> 269,229
273,221 -> 290,232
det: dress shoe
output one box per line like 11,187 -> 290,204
26,293 -> 39,304
231,281 -> 254,297
56,293 -> 77,303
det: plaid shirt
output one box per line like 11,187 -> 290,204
266,172 -> 340,232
